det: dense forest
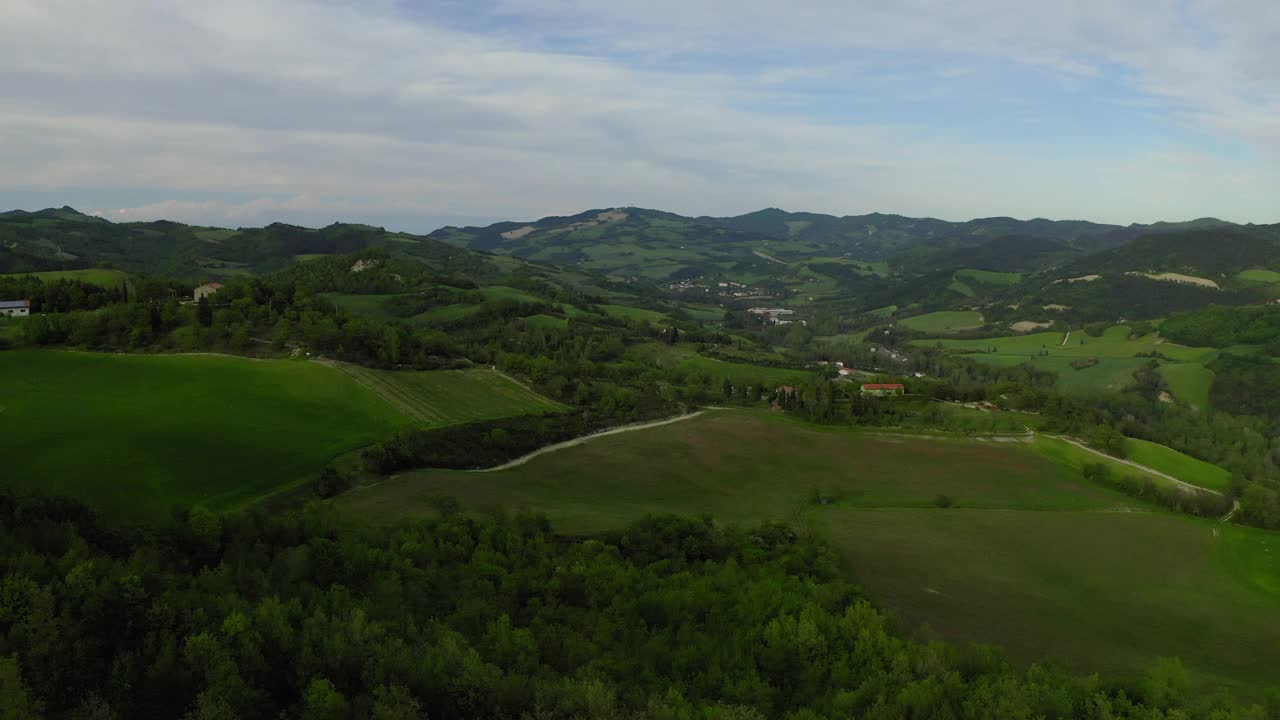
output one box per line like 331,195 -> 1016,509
1,491 -> 1274,720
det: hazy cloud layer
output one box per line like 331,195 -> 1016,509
1,0 -> 1276,230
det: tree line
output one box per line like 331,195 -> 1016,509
2,490 -> 1275,719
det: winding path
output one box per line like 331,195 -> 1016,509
471,410 -> 712,472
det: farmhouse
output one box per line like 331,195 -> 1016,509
860,383 -> 905,397
0,300 -> 31,317
193,282 -> 223,301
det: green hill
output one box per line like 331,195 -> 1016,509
340,410 -> 1280,693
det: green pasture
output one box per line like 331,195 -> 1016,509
955,268 -> 1023,285
339,410 -> 1280,694
1235,269 -> 1280,284
1124,437 -> 1233,491
332,364 -> 566,427
901,310 -> 984,333
1159,362 -> 1214,410
628,342 -> 814,386
920,325 -> 1218,397
598,303 -> 668,323
0,350 -> 410,517
522,314 -> 569,331
1,268 -> 129,288
321,293 -> 402,321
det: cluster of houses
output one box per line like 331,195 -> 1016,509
1,282 -> 222,319
748,307 -> 798,325
666,278 -> 773,299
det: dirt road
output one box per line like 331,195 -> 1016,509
471,411 -> 711,472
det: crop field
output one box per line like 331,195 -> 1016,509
0,350 -> 410,517
955,268 -> 1022,285
339,410 -> 1280,693
1,268 -> 129,288
332,364 -> 566,427
628,342 -> 816,386
901,310 -> 984,333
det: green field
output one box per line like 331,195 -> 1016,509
922,326 -> 1218,397
1124,437 -> 1233,491
901,310 -> 984,333
522,314 -> 569,330
628,342 -> 815,386
1,268 -> 129,288
1235,268 -> 1280,284
0,350 -> 410,517
332,364 -> 565,427
927,325 -> 1214,362
320,293 -> 402,321
947,278 -> 975,297
339,410 -> 1280,693
599,303 -> 668,323
1159,362 -> 1214,410
955,268 -> 1023,285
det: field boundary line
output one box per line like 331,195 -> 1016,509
471,410 -> 715,473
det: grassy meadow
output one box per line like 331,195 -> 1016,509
0,350 -> 411,517
337,410 -> 1280,693
1,268 -> 129,288
919,325 -> 1218,399
901,310 -> 984,333
1124,437 -> 1233,491
955,268 -> 1022,285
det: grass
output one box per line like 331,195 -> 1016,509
331,365 -> 566,427
320,293 -> 401,321
955,268 -> 1023,285
947,279 -> 975,297
0,350 -> 411,518
1159,362 -> 1214,410
921,326 -> 1218,397
522,314 -> 569,331
901,310 -> 984,333
1124,437 -> 1233,491
599,304 -> 668,323
628,342 -> 815,386
1,268 -> 129,288
1236,269 -> 1280,284
338,410 -> 1280,693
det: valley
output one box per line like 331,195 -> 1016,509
3,203 -> 1280,715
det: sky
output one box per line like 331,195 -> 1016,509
2,0 -> 1278,232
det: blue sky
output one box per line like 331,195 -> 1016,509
1,0 -> 1277,232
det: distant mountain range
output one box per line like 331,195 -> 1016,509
1,205 -> 1270,293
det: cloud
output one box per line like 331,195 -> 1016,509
0,0 -> 1276,231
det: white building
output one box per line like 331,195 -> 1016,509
194,282 -> 223,301
0,300 -> 30,317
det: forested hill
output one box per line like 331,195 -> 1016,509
0,208 -> 485,278
433,205 -> 1238,265
1058,224 -> 1280,280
